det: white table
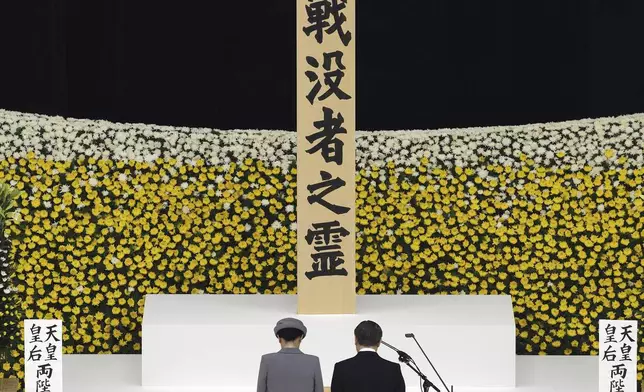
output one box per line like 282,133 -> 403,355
142,294 -> 516,390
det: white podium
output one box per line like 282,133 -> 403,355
142,294 -> 515,390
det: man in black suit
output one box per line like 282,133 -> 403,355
331,320 -> 405,392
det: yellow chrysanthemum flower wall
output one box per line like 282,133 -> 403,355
0,110 -> 641,384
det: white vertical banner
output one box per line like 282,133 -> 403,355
24,320 -> 63,392
599,320 -> 638,392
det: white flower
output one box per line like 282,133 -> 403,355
271,221 -> 282,230
118,173 -> 128,182
590,167 -> 602,177
223,203 -> 230,210
285,205 -> 295,213
261,199 -> 269,206
182,206 -> 190,214
290,223 -> 297,231
88,178 -> 98,187
0,109 -> 643,195
245,224 -> 252,232
10,211 -> 22,224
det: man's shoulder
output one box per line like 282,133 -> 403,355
336,353 -> 401,368
334,356 -> 352,366
375,355 -> 401,368
381,357 -> 401,369
334,354 -> 358,368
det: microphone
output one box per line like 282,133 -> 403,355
381,339 -> 440,392
380,340 -> 412,362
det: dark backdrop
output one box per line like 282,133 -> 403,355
0,1 -> 643,130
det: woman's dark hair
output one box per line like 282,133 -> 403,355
277,327 -> 304,342
354,320 -> 382,347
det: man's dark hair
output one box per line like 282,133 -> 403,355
354,320 -> 382,347
277,327 -> 304,342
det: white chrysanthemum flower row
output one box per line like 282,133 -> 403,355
1,109 -> 644,172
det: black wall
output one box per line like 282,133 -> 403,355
0,0 -> 642,130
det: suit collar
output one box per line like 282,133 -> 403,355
278,347 -> 303,354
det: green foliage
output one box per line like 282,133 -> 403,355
0,182 -> 20,349
0,183 -> 20,233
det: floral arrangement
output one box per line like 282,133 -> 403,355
0,109 -> 641,384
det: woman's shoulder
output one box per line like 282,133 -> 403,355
301,352 -> 321,362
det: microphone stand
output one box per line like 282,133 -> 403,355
405,333 -> 453,392
381,341 -> 440,392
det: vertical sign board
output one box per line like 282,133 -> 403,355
297,0 -> 356,314
599,320 -> 638,392
0,379 -> 19,392
25,320 -> 63,392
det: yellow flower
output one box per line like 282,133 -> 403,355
0,149 -> 641,384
